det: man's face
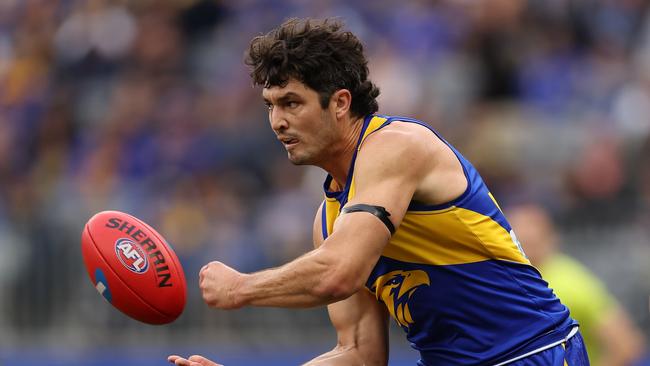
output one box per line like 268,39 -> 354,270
262,79 -> 337,165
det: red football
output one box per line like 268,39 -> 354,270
81,210 -> 186,324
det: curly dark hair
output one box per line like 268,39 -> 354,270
245,18 -> 380,118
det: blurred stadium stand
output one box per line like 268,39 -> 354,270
1,0 -> 649,364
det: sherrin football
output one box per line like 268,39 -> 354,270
81,210 -> 186,324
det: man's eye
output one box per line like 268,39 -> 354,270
287,101 -> 298,109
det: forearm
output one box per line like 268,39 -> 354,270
237,248 -> 352,308
231,212 -> 389,308
302,345 -> 365,366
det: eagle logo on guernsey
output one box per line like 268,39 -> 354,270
115,238 -> 149,274
373,270 -> 430,329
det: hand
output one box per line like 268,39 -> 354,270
199,261 -> 247,309
168,354 -> 223,366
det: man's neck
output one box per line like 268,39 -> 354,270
320,115 -> 365,190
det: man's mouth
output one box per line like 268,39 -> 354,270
279,137 -> 299,147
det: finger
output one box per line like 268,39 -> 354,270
189,354 -> 223,366
172,357 -> 193,366
167,355 -> 182,363
199,265 -> 208,281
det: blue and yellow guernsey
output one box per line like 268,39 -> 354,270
321,115 -> 577,365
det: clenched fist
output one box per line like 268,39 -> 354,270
199,261 -> 247,309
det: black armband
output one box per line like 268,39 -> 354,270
340,204 -> 395,235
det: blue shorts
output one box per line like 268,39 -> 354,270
509,330 -> 590,366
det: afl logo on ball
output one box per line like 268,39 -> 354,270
115,238 -> 149,274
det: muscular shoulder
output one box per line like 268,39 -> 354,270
355,121 -> 440,179
363,121 -> 437,150
355,120 -> 467,206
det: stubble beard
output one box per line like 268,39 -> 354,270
287,111 -> 336,166
287,146 -> 317,166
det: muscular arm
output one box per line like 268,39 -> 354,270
168,208 -> 390,366
304,290 -> 389,365
234,210 -> 393,307
203,128 -> 428,309
303,205 -> 390,366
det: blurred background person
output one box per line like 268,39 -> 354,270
507,203 -> 647,366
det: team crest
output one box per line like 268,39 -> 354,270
372,269 -> 430,329
115,238 -> 149,274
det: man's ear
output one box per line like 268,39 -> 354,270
330,89 -> 352,119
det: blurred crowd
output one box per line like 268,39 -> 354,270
0,0 -> 649,361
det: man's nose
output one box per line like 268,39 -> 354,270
270,108 -> 289,132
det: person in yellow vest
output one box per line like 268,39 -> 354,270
507,203 -> 646,366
